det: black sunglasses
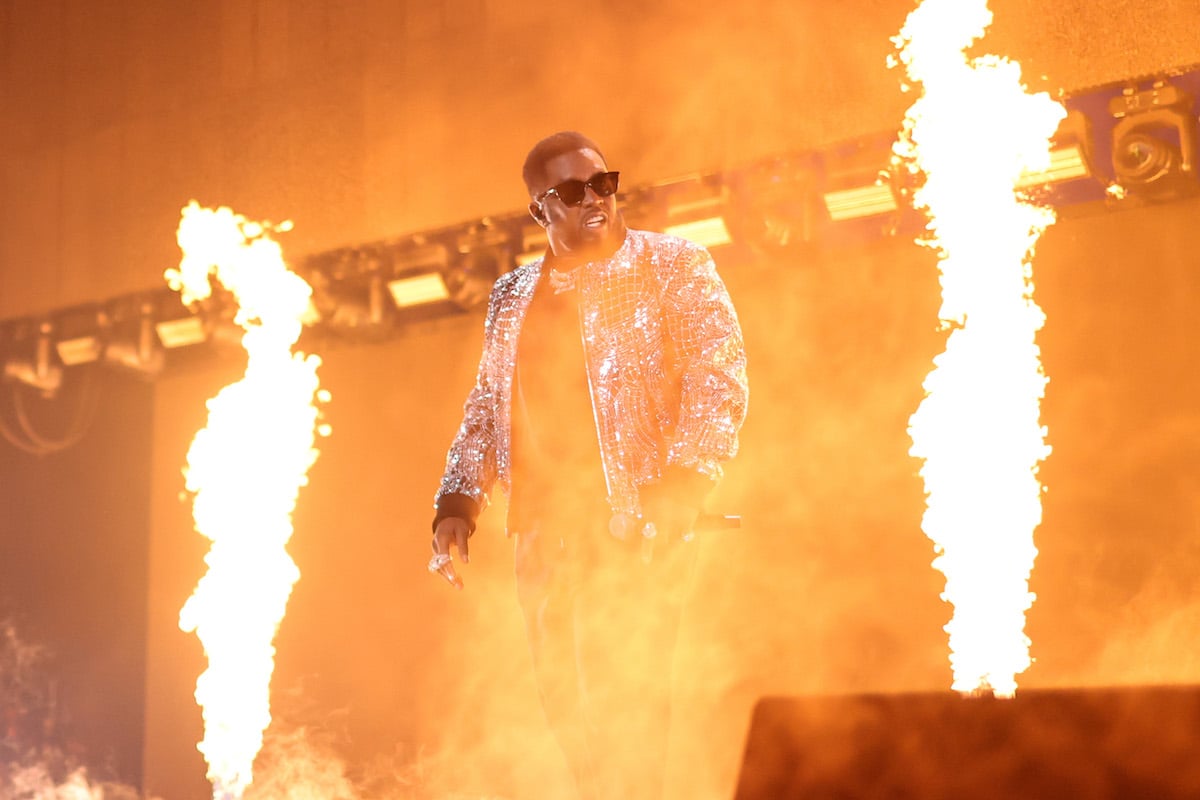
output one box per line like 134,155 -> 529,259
537,171 -> 620,207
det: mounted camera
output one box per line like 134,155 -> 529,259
1108,80 -> 1199,202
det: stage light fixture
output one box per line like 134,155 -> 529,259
822,181 -> 899,221
1015,108 -> 1094,192
819,134 -> 905,224
449,224 -> 510,310
386,242 -> 451,308
155,315 -> 207,349
55,335 -> 103,367
3,321 -> 63,397
152,291 -> 209,349
724,157 -> 821,254
326,271 -> 393,330
103,298 -> 165,378
661,176 -> 734,249
52,304 -> 107,366
387,271 -> 450,308
1017,145 -> 1089,186
1108,79 -> 1199,201
305,245 -> 396,337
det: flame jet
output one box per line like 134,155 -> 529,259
893,0 -> 1065,696
169,202 -> 328,798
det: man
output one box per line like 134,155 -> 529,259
429,131 -> 748,800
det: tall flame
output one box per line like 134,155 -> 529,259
168,202 -> 328,798
893,0 -> 1064,696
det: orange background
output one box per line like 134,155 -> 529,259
1,1 -> 1199,798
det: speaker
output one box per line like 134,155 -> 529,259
734,685 -> 1200,799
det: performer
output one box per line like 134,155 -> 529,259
429,131 -> 748,800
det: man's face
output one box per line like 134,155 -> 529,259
532,148 -> 617,257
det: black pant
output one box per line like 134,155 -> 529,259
512,512 -> 695,800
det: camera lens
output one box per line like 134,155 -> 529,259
1115,132 -> 1175,183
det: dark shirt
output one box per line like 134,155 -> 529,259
510,270 -> 605,499
507,227 -> 627,529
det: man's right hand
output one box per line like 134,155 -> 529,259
429,516 -> 471,589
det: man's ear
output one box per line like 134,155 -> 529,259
529,202 -> 547,226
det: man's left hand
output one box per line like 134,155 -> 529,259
639,466 -> 715,543
640,488 -> 701,545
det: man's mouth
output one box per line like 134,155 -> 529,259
583,210 -> 607,229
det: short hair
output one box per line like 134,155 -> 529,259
522,131 -> 605,195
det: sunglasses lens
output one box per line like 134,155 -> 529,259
547,172 -> 620,206
555,180 -> 588,206
591,171 -> 619,197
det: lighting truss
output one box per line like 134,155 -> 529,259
3,63 -> 1199,382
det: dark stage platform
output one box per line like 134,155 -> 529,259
735,685 -> 1200,799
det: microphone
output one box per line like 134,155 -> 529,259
696,513 -> 741,530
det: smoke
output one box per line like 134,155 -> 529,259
140,194 -> 1200,799
0,618 -> 149,800
2,764 -> 144,800
606,0 -> 917,178
242,724 -> 357,800
241,699 -> 517,800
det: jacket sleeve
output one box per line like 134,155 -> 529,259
434,291 -> 502,514
659,243 -> 749,480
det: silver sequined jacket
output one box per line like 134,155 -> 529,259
435,229 -> 748,519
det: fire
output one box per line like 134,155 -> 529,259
168,202 -> 328,798
893,0 -> 1064,696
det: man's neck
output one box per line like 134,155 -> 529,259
546,218 -> 627,268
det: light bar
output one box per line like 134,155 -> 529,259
823,184 -> 899,221
664,216 -> 733,248
387,273 -> 450,308
55,334 -> 103,366
1015,143 -> 1090,189
384,242 -> 452,308
51,306 -> 106,366
662,180 -> 734,248
155,315 -> 207,349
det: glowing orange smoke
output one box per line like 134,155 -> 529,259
168,202 -> 329,798
893,0 -> 1064,696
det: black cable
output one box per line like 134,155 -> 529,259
0,365 -> 102,456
